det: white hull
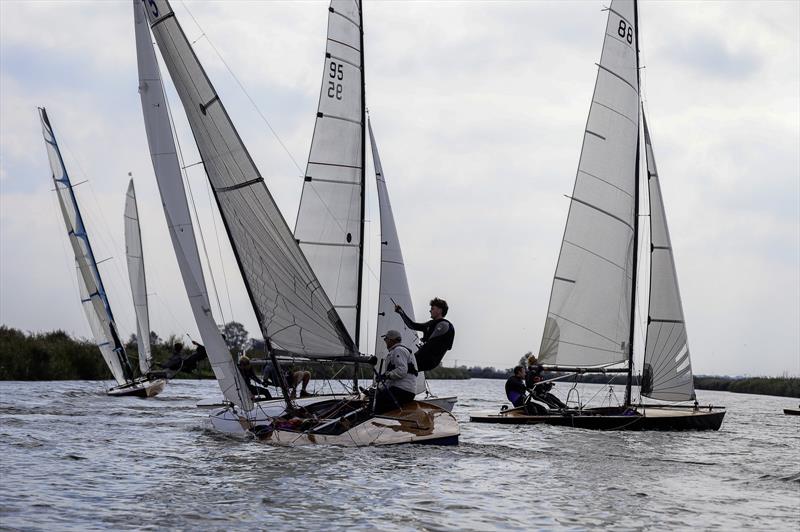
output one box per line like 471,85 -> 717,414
209,399 -> 459,446
107,378 -> 166,398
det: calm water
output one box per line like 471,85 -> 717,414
0,379 -> 798,531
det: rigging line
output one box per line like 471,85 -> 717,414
178,0 -> 303,175
158,66 -> 228,325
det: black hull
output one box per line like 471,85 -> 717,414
470,406 -> 726,431
784,408 -> 800,416
411,434 -> 459,446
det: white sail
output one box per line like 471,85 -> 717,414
133,0 -> 253,408
369,119 -> 426,394
294,0 -> 365,343
124,178 -> 152,374
39,107 -> 133,386
642,112 -> 695,401
140,0 -> 354,362
538,0 -> 640,367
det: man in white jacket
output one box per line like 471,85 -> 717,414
373,330 -> 418,414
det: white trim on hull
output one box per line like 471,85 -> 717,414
107,378 -> 166,398
210,400 -> 459,446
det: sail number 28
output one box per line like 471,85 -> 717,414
328,61 -> 344,100
618,20 -> 633,45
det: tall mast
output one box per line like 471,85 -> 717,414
353,0 -> 367,391
625,0 -> 642,406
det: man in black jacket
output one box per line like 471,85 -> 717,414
394,297 -> 454,372
505,366 -> 528,407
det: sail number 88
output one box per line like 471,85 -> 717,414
618,20 -> 633,44
328,61 -> 343,100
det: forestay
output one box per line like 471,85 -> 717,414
141,0 -> 355,359
123,178 -> 152,374
133,0 -> 253,408
294,0 -> 365,343
641,112 -> 695,401
538,0 -> 639,367
39,108 -> 133,385
369,119 -> 426,394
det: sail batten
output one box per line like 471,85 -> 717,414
140,0 -> 354,365
538,0 -> 639,368
39,107 -> 133,386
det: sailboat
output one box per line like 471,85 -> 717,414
135,0 -> 458,445
470,0 -> 725,430
39,107 -> 165,398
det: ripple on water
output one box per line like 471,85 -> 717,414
0,380 -> 798,531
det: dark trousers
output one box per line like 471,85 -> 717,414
373,386 -> 416,414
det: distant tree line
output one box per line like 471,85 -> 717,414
0,325 -> 211,381
2,326 -> 797,399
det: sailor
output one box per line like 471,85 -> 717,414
262,360 -> 312,398
505,366 -> 528,407
525,356 -> 566,410
394,297 -> 455,371
238,355 -> 272,398
525,354 -> 542,389
179,340 -> 208,373
160,342 -> 185,372
373,330 -> 418,414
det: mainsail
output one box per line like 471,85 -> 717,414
133,0 -> 252,409
538,0 -> 640,367
641,112 -> 695,401
124,178 -> 152,374
294,0 -> 365,344
369,119 -> 426,394
39,107 -> 134,386
140,0 -> 354,363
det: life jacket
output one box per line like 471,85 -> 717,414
386,345 -> 418,376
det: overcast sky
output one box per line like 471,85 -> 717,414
1,1 -> 797,377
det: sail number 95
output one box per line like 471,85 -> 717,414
618,20 -> 633,45
328,61 -> 343,100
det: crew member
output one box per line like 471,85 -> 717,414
394,297 -> 454,371
373,330 -> 418,414
505,365 -> 528,407
263,360 -> 312,398
238,356 -> 272,398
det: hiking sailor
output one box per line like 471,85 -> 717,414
373,330 -> 418,414
394,297 -> 455,371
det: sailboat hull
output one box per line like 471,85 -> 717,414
107,378 -> 166,398
200,394 -> 458,416
784,408 -> 800,416
211,400 -> 459,446
470,405 -> 725,431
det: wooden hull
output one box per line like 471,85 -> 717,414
470,405 -> 725,431
107,378 -> 166,398
784,408 -> 800,416
200,393 -> 457,414
211,399 -> 459,446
